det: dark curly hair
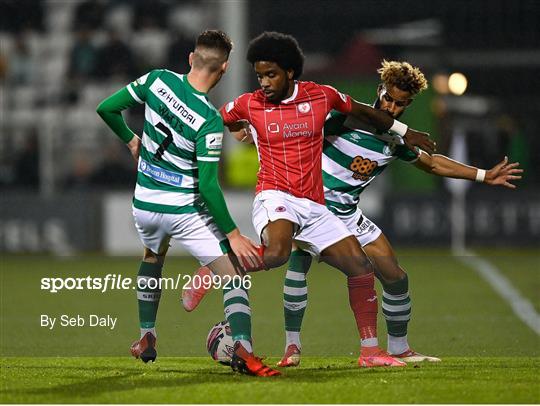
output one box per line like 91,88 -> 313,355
247,32 -> 305,79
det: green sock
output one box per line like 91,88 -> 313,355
381,275 -> 411,353
223,286 -> 252,351
283,250 -> 311,347
137,262 -> 162,332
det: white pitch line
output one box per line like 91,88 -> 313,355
456,249 -> 540,336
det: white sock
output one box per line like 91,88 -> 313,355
286,331 -> 301,350
237,339 -> 252,353
360,337 -> 378,348
140,327 -> 156,339
387,334 -> 409,355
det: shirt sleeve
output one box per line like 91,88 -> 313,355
96,87 -> 140,143
323,110 -> 348,136
196,115 -> 237,234
196,115 -> 224,162
395,144 -> 420,163
197,160 -> 237,234
320,85 -> 352,114
125,69 -> 161,104
220,93 -> 250,125
96,70 -> 162,143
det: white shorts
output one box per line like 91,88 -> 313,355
339,210 -> 382,247
132,207 -> 228,266
252,190 -> 353,256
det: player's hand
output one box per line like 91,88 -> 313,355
226,229 -> 264,271
403,128 -> 436,155
227,120 -> 253,143
127,136 -> 141,162
485,156 -> 523,189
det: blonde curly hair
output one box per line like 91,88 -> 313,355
378,60 -> 428,96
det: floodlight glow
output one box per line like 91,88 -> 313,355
448,72 -> 468,95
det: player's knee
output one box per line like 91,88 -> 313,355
354,256 -> 374,275
348,243 -> 374,275
264,243 -> 292,269
332,255 -> 374,277
264,254 -> 290,268
386,266 -> 406,283
375,263 -> 406,284
143,248 -> 164,265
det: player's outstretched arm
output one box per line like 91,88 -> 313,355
483,156 -> 523,188
415,153 -> 523,189
401,128 -> 436,155
349,99 -> 436,154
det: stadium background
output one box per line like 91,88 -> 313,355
1,0 -> 539,253
0,1 -> 538,403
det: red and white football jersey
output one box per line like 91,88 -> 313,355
221,81 -> 352,204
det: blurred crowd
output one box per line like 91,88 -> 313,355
0,0 -> 536,193
1,0 -> 199,192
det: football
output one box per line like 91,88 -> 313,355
206,320 -> 234,364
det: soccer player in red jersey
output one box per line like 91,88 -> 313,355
186,32 -> 435,367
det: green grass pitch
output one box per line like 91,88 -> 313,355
1,249 -> 539,403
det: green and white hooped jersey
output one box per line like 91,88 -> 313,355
125,69 -> 224,214
322,111 -> 419,217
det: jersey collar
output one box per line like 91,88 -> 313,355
281,81 -> 298,104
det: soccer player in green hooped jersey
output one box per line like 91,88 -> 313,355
96,30 -> 279,377
277,60 -> 523,367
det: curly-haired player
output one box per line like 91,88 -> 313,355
185,33 -> 438,368
275,60 -> 523,367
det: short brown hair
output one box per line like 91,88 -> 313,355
192,30 -> 233,72
378,60 -> 428,96
196,30 -> 233,56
